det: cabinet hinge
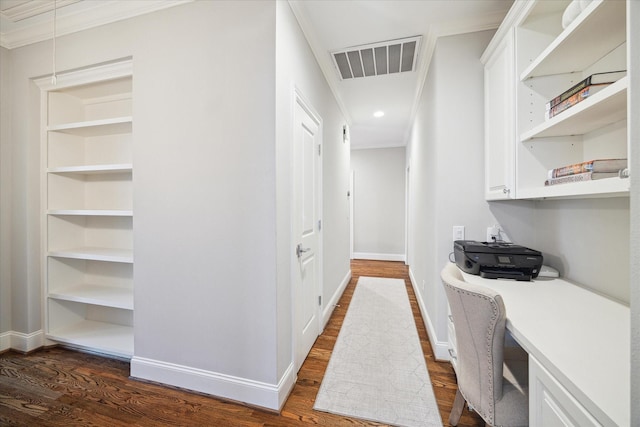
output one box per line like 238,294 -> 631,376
318,144 -> 322,156
318,219 -> 322,231
318,295 -> 322,306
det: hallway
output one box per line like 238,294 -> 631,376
0,260 -> 483,426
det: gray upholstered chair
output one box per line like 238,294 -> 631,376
441,262 -> 529,427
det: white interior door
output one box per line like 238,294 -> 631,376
293,92 -> 321,373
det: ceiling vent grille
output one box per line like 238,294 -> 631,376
331,36 -> 421,80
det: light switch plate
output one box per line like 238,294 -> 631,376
453,226 -> 465,242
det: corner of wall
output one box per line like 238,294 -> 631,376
322,269 -> 351,329
628,1 -> 640,424
0,330 -> 45,353
408,267 -> 449,361
0,45 -> 13,337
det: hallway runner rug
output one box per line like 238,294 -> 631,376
314,276 -> 443,426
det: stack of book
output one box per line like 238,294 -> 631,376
545,70 -> 626,120
545,158 -> 627,186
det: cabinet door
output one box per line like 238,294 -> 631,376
529,355 -> 601,427
484,29 -> 515,200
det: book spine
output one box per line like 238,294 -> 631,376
546,86 -> 593,120
548,161 -> 594,179
549,159 -> 627,178
547,76 -> 593,110
545,172 -> 593,186
546,70 -> 625,110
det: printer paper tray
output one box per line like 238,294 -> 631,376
480,270 -> 532,281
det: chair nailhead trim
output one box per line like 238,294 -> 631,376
444,282 -> 501,424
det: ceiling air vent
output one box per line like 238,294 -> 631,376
331,36 -> 421,80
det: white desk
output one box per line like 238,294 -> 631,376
460,271 -> 630,426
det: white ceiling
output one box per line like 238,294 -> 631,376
290,0 -> 514,149
0,0 -> 513,149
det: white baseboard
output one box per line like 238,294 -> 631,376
352,252 -> 406,262
0,330 -> 45,353
0,331 -> 10,352
408,268 -> 449,361
130,357 -> 296,411
322,269 -> 351,329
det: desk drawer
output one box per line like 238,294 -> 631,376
529,355 -> 601,427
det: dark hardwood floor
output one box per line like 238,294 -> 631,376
0,260 -> 483,426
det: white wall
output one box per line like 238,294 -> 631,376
407,30 -> 528,359
2,0 -> 350,410
630,2 -> 640,423
2,35 -> 45,345
0,46 -> 11,341
275,0 -> 350,381
351,147 -> 406,260
489,198 -> 630,303
130,0 -> 282,403
527,198 -> 629,302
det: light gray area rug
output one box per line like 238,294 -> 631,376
314,276 -> 443,427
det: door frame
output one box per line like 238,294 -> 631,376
349,170 -> 354,259
291,86 -> 323,372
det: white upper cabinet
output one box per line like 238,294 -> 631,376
483,28 -> 516,200
484,0 -> 630,201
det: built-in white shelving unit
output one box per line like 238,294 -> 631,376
36,59 -> 134,358
484,0 -> 630,201
482,0 -> 632,420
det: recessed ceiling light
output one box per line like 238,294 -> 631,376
373,111 -> 385,118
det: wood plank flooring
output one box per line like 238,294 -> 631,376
0,260 -> 484,426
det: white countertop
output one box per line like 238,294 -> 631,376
460,270 -> 630,427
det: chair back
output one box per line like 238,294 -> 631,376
441,262 -> 506,424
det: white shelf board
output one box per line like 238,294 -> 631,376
49,285 -> 133,310
49,247 -> 133,263
48,164 -> 133,175
520,0 -> 626,80
48,116 -> 132,136
48,209 -> 133,217
517,177 -> 630,200
47,320 -> 133,358
520,77 -> 627,141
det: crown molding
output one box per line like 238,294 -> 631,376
0,0 -> 193,50
1,0 -> 81,22
481,0 -> 531,63
434,9 -> 511,39
287,0 -> 353,125
403,29 -> 437,146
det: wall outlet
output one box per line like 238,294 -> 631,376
453,225 -> 465,242
486,225 -> 500,242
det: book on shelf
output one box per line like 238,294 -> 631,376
545,171 -> 619,186
545,84 -> 609,119
548,159 -> 627,179
546,70 -> 627,111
